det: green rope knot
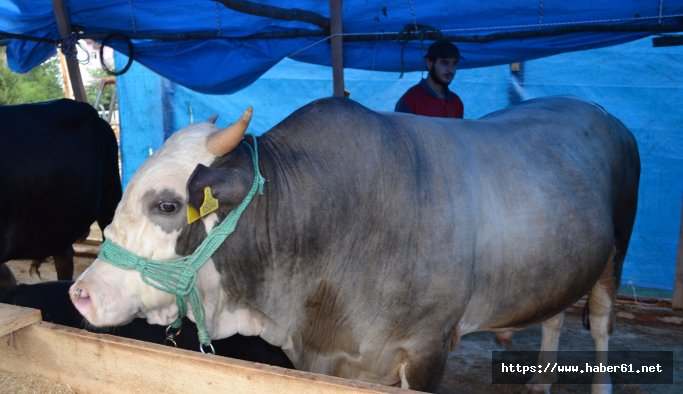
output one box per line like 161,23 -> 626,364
97,137 -> 264,352
134,257 -> 147,272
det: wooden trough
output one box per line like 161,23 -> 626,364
3,297 -> 682,393
0,303 -> 414,393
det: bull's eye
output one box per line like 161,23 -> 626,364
157,201 -> 178,214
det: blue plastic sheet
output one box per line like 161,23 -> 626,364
2,0 -> 682,93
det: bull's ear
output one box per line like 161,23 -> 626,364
187,164 -> 251,221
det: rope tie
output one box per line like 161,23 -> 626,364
134,257 -> 147,272
98,137 -> 265,352
57,32 -> 79,58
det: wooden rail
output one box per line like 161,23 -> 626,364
0,304 -> 413,393
566,294 -> 683,326
2,293 -> 681,392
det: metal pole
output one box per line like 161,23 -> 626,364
52,0 -> 87,102
673,193 -> 683,310
329,0 -> 345,97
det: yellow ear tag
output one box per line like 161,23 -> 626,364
187,205 -> 200,224
199,186 -> 219,218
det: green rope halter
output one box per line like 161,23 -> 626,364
97,137 -> 265,352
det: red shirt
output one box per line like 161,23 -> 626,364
395,79 -> 464,118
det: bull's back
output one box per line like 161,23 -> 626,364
0,100 -> 121,260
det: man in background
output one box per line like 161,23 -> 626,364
395,40 -> 464,118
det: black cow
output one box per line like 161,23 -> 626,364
0,99 -> 122,295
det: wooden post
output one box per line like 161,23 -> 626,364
329,0 -> 345,97
52,0 -> 87,102
57,51 -> 73,99
673,193 -> 683,310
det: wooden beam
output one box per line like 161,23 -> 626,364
329,0 -> 345,97
0,304 -> 41,338
673,193 -> 683,310
52,0 -> 87,102
56,50 -> 73,99
0,305 -> 411,393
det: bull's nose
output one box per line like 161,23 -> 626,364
71,287 -> 82,298
69,281 -> 93,316
69,281 -> 88,299
72,286 -> 90,300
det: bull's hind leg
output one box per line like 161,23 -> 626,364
588,247 -> 617,394
527,311 -> 565,393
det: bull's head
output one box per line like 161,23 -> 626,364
70,108 -> 253,330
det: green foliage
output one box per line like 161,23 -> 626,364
0,60 -> 21,104
0,47 -> 64,105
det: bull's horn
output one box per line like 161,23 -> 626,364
206,107 -> 253,156
206,114 -> 219,124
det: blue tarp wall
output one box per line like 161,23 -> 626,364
5,1 -> 682,94
115,37 -> 682,292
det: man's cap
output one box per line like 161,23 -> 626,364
425,40 -> 461,60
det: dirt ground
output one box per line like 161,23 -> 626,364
441,317 -> 682,393
4,256 -> 683,393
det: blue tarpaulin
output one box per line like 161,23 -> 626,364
1,1 -> 682,93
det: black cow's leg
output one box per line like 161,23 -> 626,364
54,246 -> 75,280
0,263 -> 17,297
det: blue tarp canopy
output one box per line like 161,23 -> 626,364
1,0 -> 683,93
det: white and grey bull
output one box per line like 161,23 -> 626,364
70,96 -> 639,392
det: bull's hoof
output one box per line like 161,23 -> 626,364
591,372 -> 612,394
526,372 -> 557,394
